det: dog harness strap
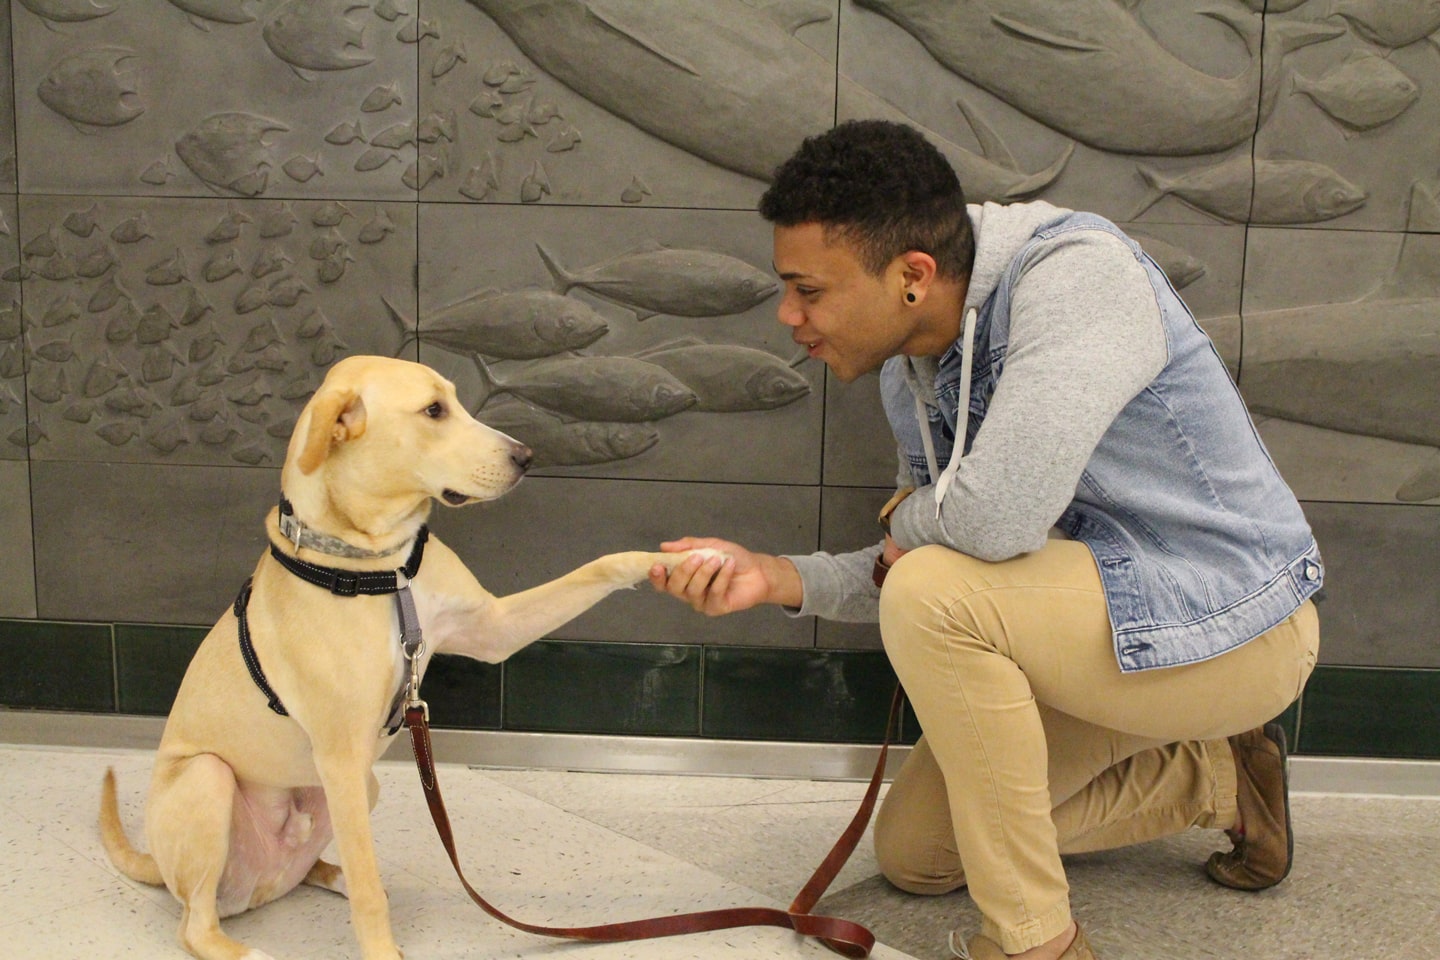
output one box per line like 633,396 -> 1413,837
234,578 -> 289,718
403,686 -> 904,958
384,578 -> 426,736
269,526 -> 429,596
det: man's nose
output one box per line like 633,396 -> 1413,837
777,294 -> 803,327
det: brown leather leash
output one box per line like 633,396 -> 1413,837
404,684 -> 904,957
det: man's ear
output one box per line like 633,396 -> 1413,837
296,387 -> 367,475
898,250 -> 939,295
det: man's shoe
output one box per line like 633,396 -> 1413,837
950,922 -> 1098,958
1207,722 -> 1293,890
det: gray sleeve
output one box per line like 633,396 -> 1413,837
779,542 -> 884,623
888,230 -> 1168,561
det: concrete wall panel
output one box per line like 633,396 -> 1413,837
0,459 -> 35,617
31,460 -> 276,624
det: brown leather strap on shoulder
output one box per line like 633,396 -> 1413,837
406,684 -> 903,957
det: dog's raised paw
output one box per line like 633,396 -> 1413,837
689,547 -> 729,563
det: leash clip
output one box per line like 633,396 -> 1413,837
395,569 -> 429,723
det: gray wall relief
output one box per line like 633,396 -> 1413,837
417,204 -> 821,487
15,195 -> 415,466
0,1 -> 1435,673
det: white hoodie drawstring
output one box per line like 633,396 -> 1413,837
915,307 -> 978,519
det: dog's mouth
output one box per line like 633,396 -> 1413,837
441,489 -> 473,506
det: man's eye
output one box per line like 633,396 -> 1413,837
424,402 -> 445,419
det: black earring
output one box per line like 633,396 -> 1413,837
905,291 -> 917,303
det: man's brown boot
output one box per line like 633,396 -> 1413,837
1207,722 -> 1293,890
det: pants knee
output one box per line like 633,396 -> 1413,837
873,781 -> 967,896
874,819 -> 967,895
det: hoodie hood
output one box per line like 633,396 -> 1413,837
963,200 -> 1073,316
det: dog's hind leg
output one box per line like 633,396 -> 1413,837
147,754 -> 258,960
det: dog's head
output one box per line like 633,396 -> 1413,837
284,356 -> 532,521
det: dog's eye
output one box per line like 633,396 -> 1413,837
424,402 -> 445,419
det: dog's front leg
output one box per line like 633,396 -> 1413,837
445,549 -> 719,662
311,747 -> 401,960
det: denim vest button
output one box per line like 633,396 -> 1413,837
1304,563 -> 1320,581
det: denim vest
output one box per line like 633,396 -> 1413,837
881,212 -> 1323,672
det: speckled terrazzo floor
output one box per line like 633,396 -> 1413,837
1,744 -> 1436,960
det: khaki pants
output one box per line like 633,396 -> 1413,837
874,540 -> 1319,953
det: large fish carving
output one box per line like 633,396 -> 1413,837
474,355 -> 698,422
1331,0 -> 1440,49
462,0 -> 1072,201
263,0 -> 374,73
853,0 -> 1342,155
1292,51 -> 1419,133
536,241 -> 777,319
167,0 -> 255,27
1134,156 -> 1366,224
478,401 -> 660,466
17,0 -> 114,23
175,113 -> 287,196
37,48 -> 145,129
635,339 -> 811,412
383,291 -> 609,359
1237,178 -> 1440,502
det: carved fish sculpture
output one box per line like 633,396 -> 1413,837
1292,51 -> 1419,132
463,0 -> 1072,201
38,48 -> 145,128
852,0 -> 1342,155
263,0 -> 374,72
536,241 -> 776,319
474,355 -> 697,422
176,113 -> 287,195
166,0 -> 255,26
1239,179 -> 1440,501
1127,234 -> 1206,291
1135,156 -> 1366,224
18,0 -> 113,22
384,291 -> 609,359
1332,0 -> 1440,48
636,339 -> 811,412
478,401 -> 660,466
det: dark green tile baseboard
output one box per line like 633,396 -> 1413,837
0,620 -> 114,712
1,617 -> 1437,759
1294,667 -> 1440,760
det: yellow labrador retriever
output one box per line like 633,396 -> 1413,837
99,355 -> 718,960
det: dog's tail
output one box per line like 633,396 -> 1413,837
99,768 -> 164,886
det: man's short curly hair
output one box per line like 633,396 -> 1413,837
759,120 -> 975,282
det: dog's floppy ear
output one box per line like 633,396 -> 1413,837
296,386 -> 367,475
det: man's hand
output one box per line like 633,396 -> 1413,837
648,537 -> 801,616
881,534 -> 907,568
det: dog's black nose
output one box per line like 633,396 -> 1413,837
512,445 -> 534,471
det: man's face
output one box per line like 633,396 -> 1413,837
772,223 -> 914,383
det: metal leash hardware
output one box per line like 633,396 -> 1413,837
395,569 -> 428,724
405,680 -> 905,957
